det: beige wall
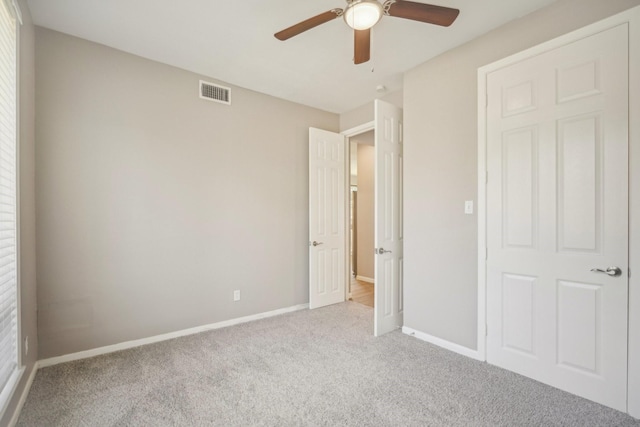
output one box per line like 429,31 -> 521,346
403,0 -> 640,350
355,145 -> 374,280
1,0 -> 37,425
34,28 -> 338,358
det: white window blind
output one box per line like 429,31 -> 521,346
0,0 -> 19,404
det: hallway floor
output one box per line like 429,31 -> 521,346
350,278 -> 374,307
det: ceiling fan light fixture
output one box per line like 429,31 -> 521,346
343,0 -> 382,30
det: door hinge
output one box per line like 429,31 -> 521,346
629,268 -> 631,278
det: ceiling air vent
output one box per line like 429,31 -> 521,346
199,80 -> 231,105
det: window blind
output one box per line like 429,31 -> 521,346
0,0 -> 18,400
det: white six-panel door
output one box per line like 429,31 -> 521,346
309,128 -> 346,309
486,24 -> 629,411
374,100 -> 404,336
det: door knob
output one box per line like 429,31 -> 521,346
376,247 -> 392,254
311,241 -> 323,247
590,266 -> 622,277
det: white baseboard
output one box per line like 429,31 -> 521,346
402,326 -> 484,361
39,303 -> 309,368
8,362 -> 38,427
355,275 -> 374,284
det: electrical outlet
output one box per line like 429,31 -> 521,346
233,290 -> 240,301
24,336 -> 28,356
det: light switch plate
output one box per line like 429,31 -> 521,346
465,200 -> 474,214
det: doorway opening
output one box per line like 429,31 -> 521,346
309,100 -> 402,336
348,131 -> 375,307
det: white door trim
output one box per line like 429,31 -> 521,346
477,5 -> 640,418
342,121 -> 375,138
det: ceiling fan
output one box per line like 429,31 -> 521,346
274,0 -> 460,64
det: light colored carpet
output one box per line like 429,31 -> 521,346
18,302 -> 640,426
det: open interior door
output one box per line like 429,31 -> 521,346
309,127 -> 346,309
374,100 -> 403,336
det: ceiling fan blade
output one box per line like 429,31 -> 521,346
354,29 -> 371,64
386,1 -> 459,27
274,9 -> 343,41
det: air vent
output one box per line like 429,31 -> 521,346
199,80 -> 231,105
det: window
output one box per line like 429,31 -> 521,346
0,0 -> 21,415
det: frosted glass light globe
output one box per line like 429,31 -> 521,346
343,0 -> 383,30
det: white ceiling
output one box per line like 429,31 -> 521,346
26,0 -> 557,113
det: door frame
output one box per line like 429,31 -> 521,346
477,5 -> 640,417
342,121 -> 375,301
